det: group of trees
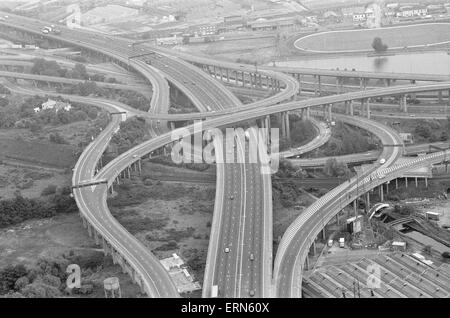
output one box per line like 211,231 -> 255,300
0,255 -> 97,298
31,59 -> 88,80
0,188 -> 77,229
323,158 -> 351,178
111,117 -> 150,154
318,121 -> 378,157
0,94 -> 101,132
414,119 -> 448,142
30,58 -> 117,83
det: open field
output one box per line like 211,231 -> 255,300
108,161 -> 215,283
0,137 -> 77,169
294,23 -> 450,53
177,36 -> 278,64
0,164 -> 69,200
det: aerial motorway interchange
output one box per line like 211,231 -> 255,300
2,12 -> 450,299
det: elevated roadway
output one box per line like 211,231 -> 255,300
5,12 -> 450,299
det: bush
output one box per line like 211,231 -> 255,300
49,132 -> 67,144
0,265 -> 28,295
0,97 -> 8,107
323,158 -> 351,178
0,193 -> 77,229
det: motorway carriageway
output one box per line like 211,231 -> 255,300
5,12 -> 450,298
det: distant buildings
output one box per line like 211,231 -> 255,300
397,5 -> 427,18
156,36 -> 183,46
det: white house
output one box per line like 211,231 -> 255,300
34,99 -> 72,113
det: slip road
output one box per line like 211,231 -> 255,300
181,303 -> 270,315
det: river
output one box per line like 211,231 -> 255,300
275,51 -> 450,76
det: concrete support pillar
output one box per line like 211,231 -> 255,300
399,94 -> 408,112
353,200 -> 357,216
359,77 -> 367,90
285,111 -> 291,142
345,100 -> 354,116
438,91 -> 443,103
336,214 -> 340,225
87,223 -> 92,237
322,228 -> 326,240
328,104 -> 332,121
425,177 -> 428,188
317,75 -> 321,96
81,215 -> 87,228
395,178 -> 398,189
366,192 -> 370,210
365,99 -> 371,119
265,115 -> 270,146
405,177 -> 408,188
336,77 -> 343,93
385,79 -> 391,87
379,185 -> 384,202
305,256 -> 310,270
93,230 -> 100,245
310,241 -> 316,256
226,69 -> 229,82
415,177 -> 418,187
386,182 -> 389,194
305,107 -> 310,119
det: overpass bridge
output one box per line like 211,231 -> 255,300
4,12 -> 450,299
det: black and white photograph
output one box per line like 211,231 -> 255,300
0,0 -> 449,307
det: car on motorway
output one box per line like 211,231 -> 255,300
230,195 -> 234,200
380,158 -> 386,164
249,290 -> 255,297
410,114 -> 416,117
250,254 -> 255,261
224,247 -> 230,253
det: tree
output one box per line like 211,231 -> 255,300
323,158 -> 351,178
49,132 -> 67,144
0,97 -> 9,107
372,37 -> 388,53
415,123 -> 432,139
0,265 -> 28,294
